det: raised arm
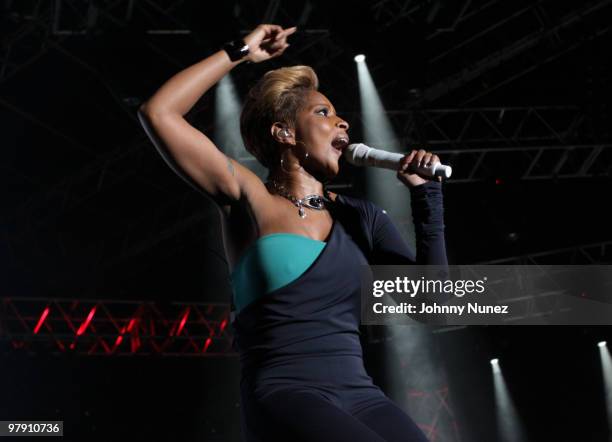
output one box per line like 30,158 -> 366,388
138,24 -> 297,205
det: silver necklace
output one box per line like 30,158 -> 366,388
267,180 -> 332,219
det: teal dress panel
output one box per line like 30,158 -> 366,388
230,233 -> 326,313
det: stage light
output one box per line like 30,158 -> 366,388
491,355 -> 527,441
598,339 -> 612,433
215,74 -> 266,179
355,53 -> 449,439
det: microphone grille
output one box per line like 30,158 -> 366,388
344,143 -> 370,166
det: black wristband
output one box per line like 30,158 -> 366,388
223,39 -> 250,62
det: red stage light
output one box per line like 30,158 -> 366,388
33,307 -> 51,334
76,305 -> 98,336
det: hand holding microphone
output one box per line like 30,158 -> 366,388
343,143 -> 452,187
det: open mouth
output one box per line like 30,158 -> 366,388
331,135 -> 349,153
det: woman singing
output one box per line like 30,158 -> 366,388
138,24 -> 447,442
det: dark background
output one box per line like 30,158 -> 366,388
1,0 -> 611,441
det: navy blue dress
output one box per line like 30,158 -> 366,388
231,181 -> 447,442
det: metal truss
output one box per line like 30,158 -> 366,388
409,0 -> 612,106
231,0 -> 348,76
477,240 -> 612,264
283,29 -> 345,70
1,0 -> 191,87
1,0 -> 197,195
0,296 -> 234,356
371,0 -> 420,29
1,0 -> 65,85
346,105 -> 591,147
372,141 -> 612,184
400,143 -> 612,183
233,0 -> 314,30
391,106 -> 590,148
50,0 -> 191,35
346,105 -> 612,183
460,250 -> 612,323
0,0 -> 111,167
461,284 -> 575,324
370,1 -> 612,107
372,0 -> 476,31
427,0 -> 548,63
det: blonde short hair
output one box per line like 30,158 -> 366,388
240,65 -> 319,169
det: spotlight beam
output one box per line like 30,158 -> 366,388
491,359 -> 527,442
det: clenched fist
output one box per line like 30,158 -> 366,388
396,149 -> 443,187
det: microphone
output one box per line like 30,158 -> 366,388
343,143 -> 452,180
